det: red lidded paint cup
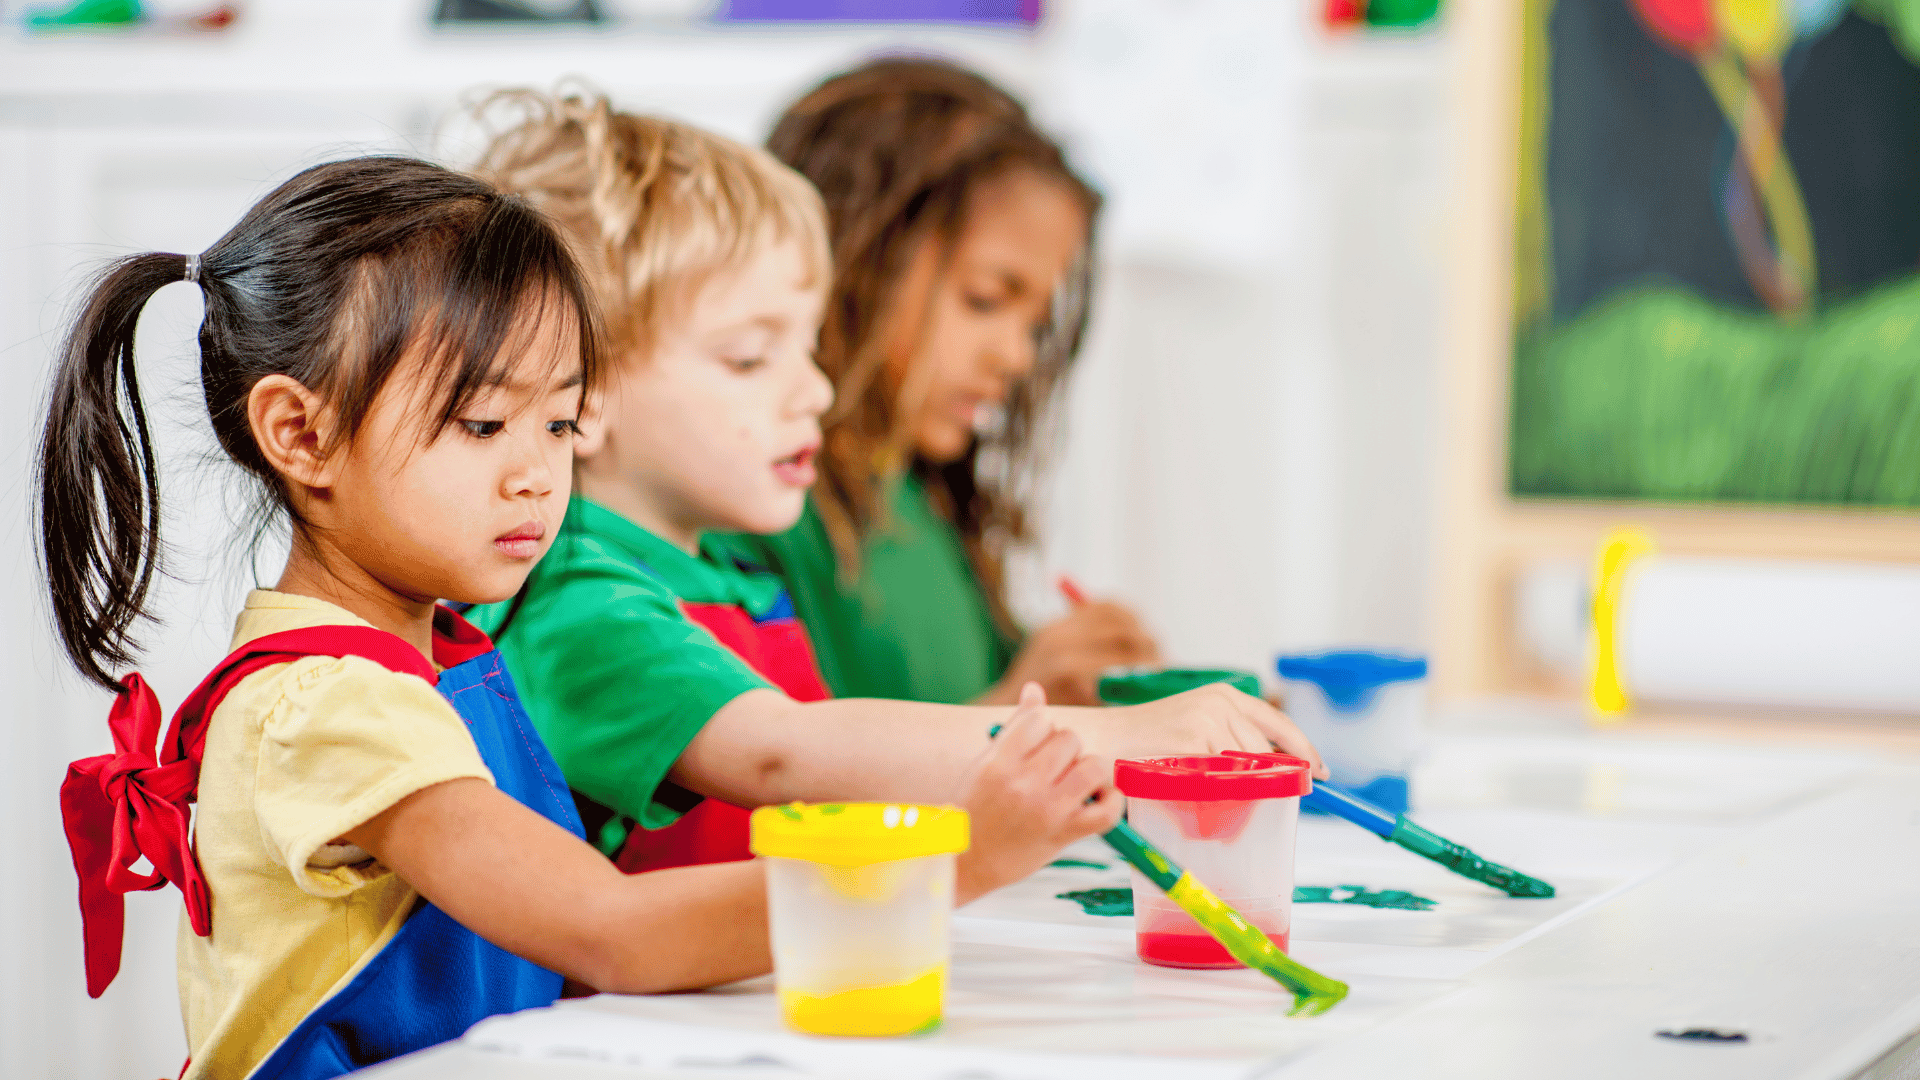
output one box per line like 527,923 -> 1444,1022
1115,752 -> 1311,968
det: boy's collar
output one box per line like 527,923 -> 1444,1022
568,495 -> 787,615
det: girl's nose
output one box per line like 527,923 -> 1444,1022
990,334 -> 1037,381
504,429 -> 557,498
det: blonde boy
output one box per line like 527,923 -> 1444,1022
468,92 -> 1322,872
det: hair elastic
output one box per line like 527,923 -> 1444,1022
183,254 -> 202,285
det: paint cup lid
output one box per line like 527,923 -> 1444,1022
1115,751 -> 1312,801
1097,667 -> 1261,705
1276,650 -> 1427,710
750,802 -> 969,866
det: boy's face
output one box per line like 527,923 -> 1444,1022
578,239 -> 831,545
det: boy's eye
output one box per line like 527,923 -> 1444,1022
965,294 -> 1000,315
546,419 -> 580,438
461,420 -> 506,438
724,357 -> 766,373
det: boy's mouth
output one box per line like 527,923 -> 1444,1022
772,444 -> 818,488
494,520 -> 546,559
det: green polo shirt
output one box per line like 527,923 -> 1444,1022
729,473 -> 1016,705
468,496 -> 773,842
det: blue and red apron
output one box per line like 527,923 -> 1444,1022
60,608 -> 581,1079
611,581 -> 831,875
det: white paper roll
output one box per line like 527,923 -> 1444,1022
1616,559 -> 1920,713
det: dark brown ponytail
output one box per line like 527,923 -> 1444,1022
38,253 -> 191,689
35,156 -> 602,690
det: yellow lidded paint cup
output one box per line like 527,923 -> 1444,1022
750,803 -> 969,1037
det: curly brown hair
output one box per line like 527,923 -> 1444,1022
767,57 -> 1101,632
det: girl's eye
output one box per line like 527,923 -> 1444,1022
461,420 -> 505,438
724,357 -> 766,374
546,419 -> 580,438
965,294 -> 1000,315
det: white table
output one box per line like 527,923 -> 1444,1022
364,726 -> 1920,1079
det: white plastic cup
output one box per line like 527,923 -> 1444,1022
750,803 -> 968,1036
1277,650 -> 1428,813
1114,753 -> 1310,968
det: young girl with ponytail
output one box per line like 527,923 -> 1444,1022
44,155 -> 1124,1079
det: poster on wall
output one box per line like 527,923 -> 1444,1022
1509,0 -> 1920,508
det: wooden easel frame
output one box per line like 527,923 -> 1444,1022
1431,0 -> 1920,701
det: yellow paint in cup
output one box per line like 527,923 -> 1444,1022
751,803 -> 969,1038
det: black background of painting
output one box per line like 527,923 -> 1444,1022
1543,1 -> 1920,325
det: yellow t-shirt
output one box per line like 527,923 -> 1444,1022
178,590 -> 494,1080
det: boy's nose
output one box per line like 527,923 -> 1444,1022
791,360 -> 835,418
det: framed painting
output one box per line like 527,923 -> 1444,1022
1435,0 -> 1920,700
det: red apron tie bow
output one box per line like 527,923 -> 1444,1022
56,623 -> 444,999
61,674 -> 212,999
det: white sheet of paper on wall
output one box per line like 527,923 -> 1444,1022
1039,0 -> 1301,273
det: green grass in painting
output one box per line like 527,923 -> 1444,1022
1511,278 -> 1920,506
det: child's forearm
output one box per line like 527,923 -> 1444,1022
349,777 -> 772,996
676,683 -> 1317,810
679,689 -> 1029,806
573,860 -> 772,994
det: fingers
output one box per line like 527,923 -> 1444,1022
1046,604 -> 1160,660
1068,783 -> 1125,834
1222,711 -> 1269,755
990,681 -> 1053,755
1226,689 -> 1327,778
1024,725 -> 1087,786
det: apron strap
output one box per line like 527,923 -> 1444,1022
62,622 -> 442,998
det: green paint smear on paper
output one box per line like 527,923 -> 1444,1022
1056,887 -> 1135,916
1057,885 -> 1438,918
1294,885 -> 1437,911
1049,858 -> 1110,870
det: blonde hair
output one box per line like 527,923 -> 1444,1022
470,88 -> 831,360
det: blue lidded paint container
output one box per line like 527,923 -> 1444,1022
1276,650 -> 1428,815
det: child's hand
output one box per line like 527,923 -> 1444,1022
953,683 -> 1123,901
1076,684 -> 1328,780
987,601 -> 1160,706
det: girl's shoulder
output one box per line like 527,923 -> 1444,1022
215,651 -> 460,742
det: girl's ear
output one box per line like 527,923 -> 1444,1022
248,374 -> 339,490
572,387 -> 610,459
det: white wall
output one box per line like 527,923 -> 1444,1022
0,3 -> 1452,1074
1021,18 -> 1452,673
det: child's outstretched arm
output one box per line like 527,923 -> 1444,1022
678,680 -> 1323,814
346,688 -> 1115,996
347,779 -> 770,995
